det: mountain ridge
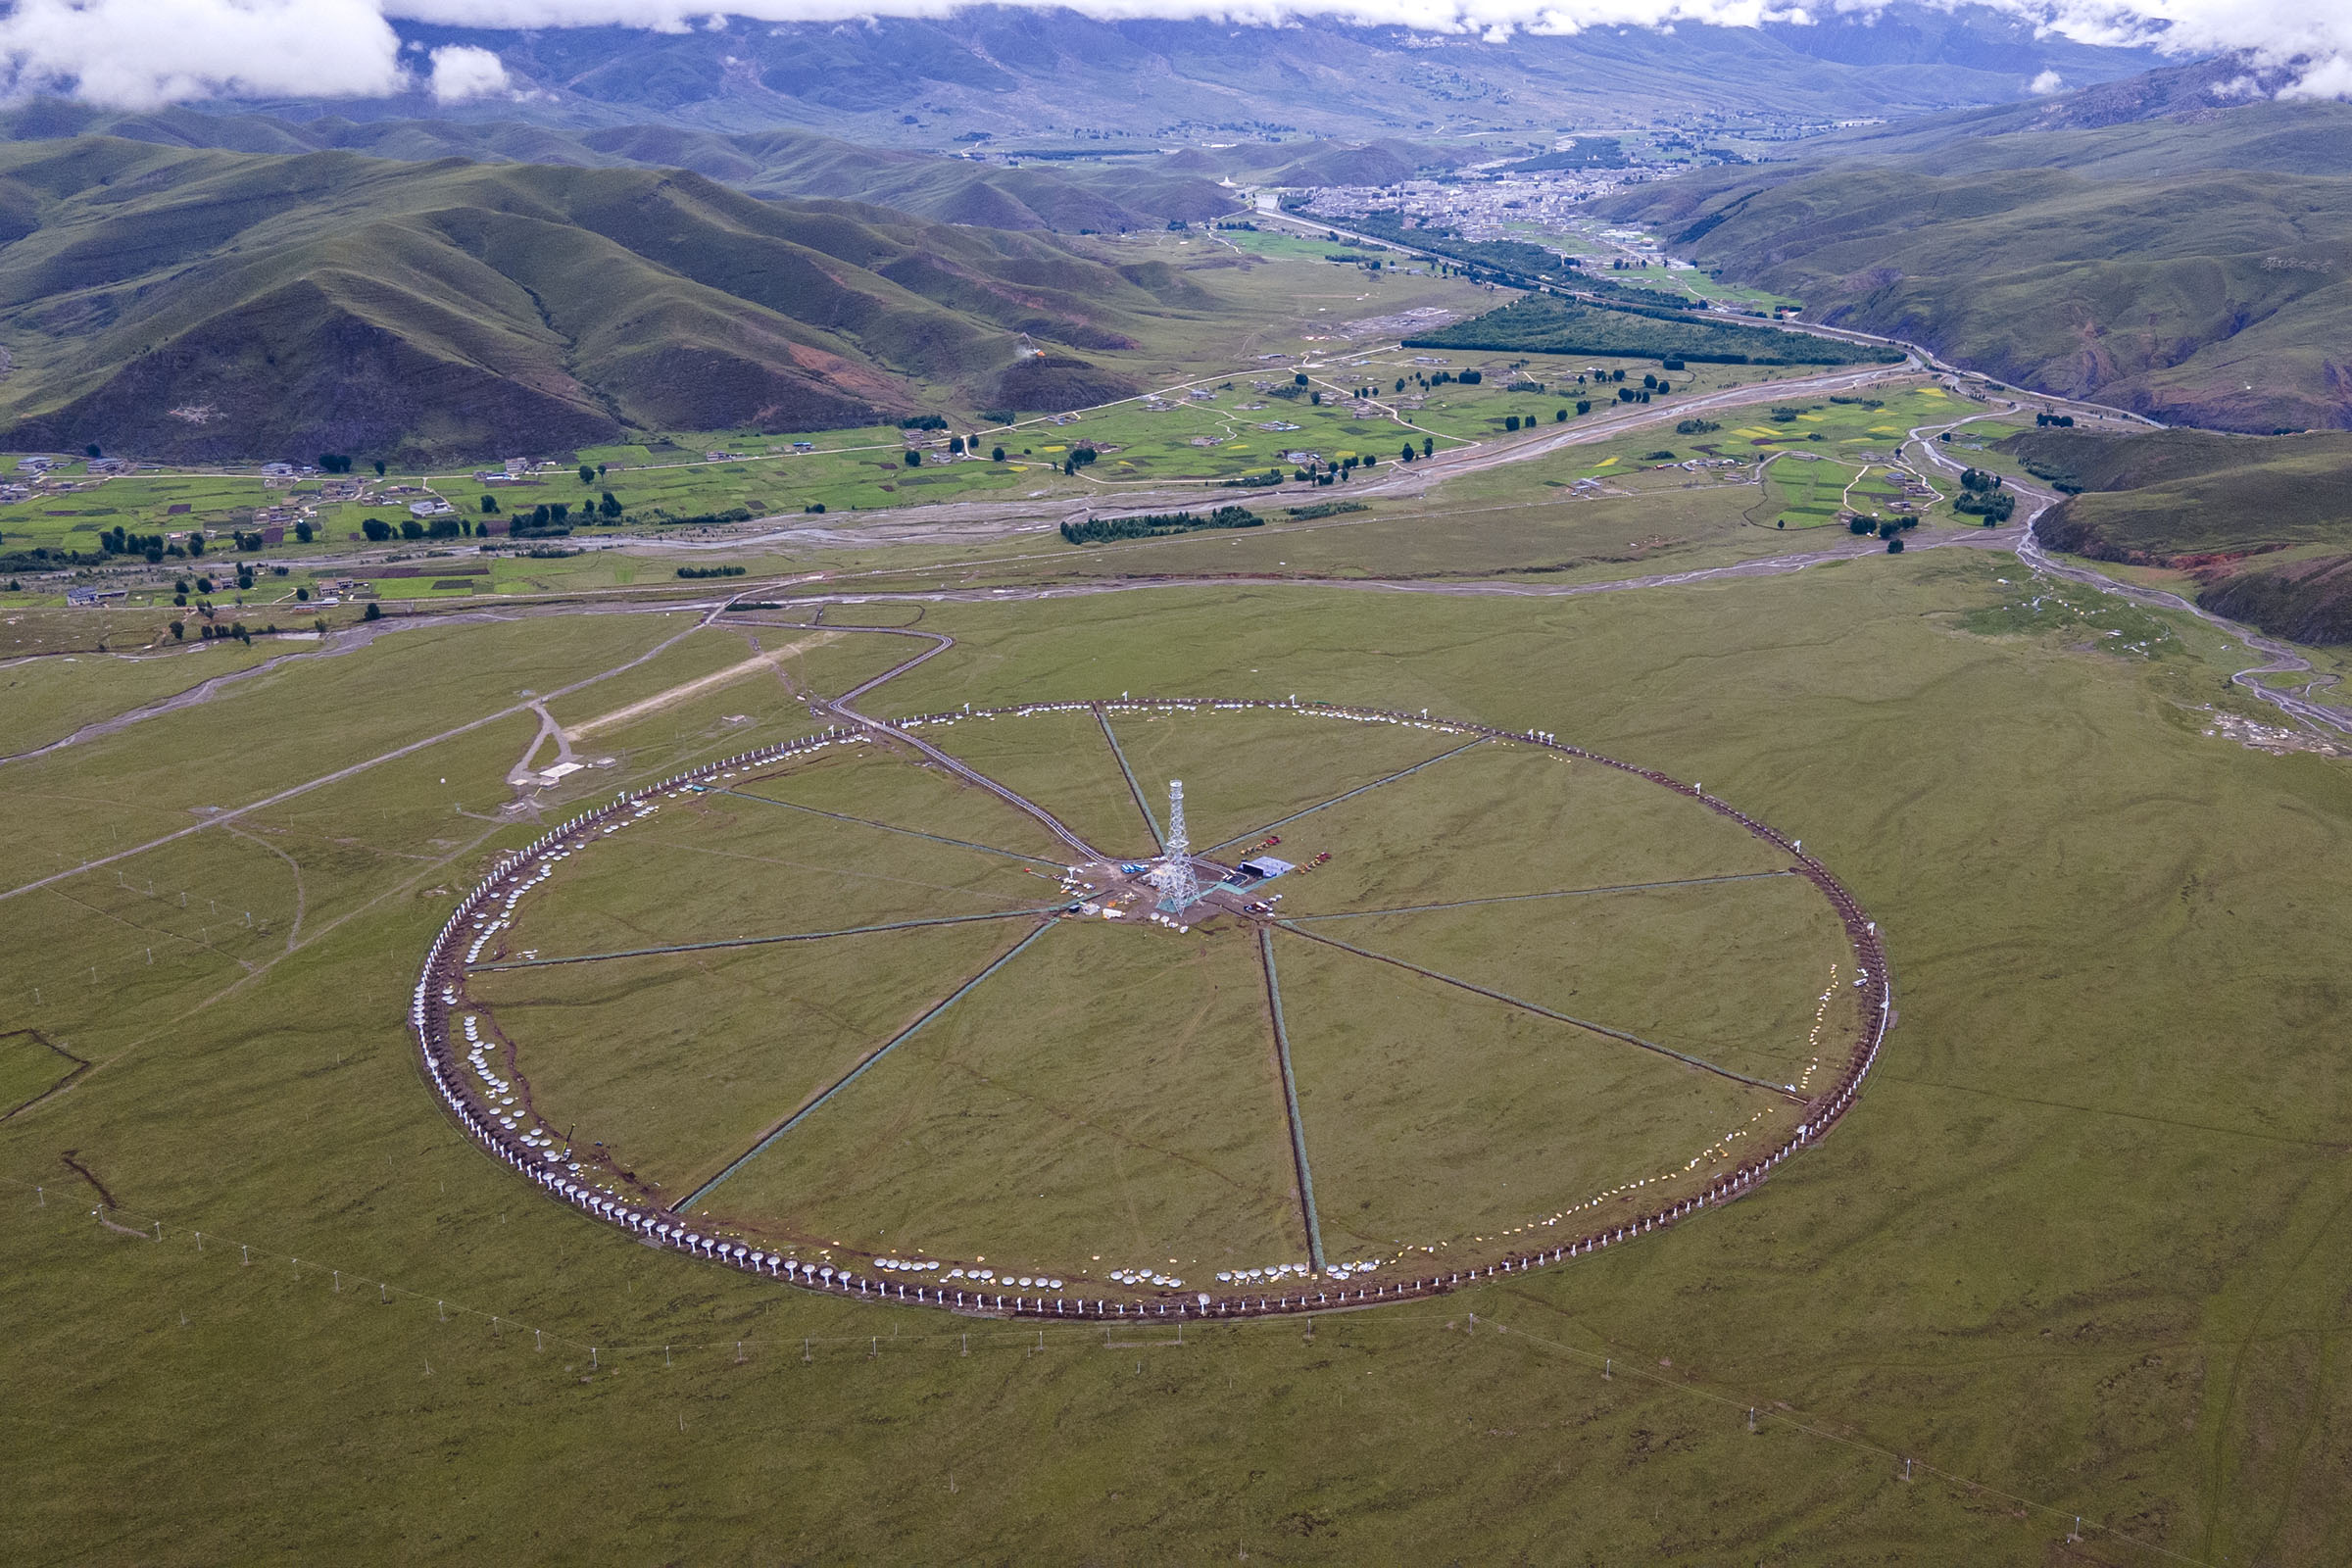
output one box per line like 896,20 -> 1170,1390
1593,89 -> 2352,432
0,138 -> 1208,465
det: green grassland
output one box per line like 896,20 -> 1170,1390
468,918 -> 1035,1204
751,384 -> 1973,598
2019,426 -> 2352,645
497,760 -> 1062,959
1265,744 -> 1791,915
8,523 -> 2352,1564
713,918 -> 1310,1278
413,695 -> 1857,1294
1309,873 -> 1851,1089
0,1029 -> 80,1112
1274,933 -> 1797,1256
1756,452 -> 1853,526
0,637 -> 280,754
920,710 -> 1161,860
1102,704 -> 1476,851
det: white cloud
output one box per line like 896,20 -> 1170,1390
2029,69 -> 2064,94
0,0 -> 403,110
0,0 -> 2346,110
2277,53 -> 2352,102
427,42 -> 513,101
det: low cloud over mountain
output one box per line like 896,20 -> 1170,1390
1,0 -> 2346,112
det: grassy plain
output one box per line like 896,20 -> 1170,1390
468,917 -> 1035,1202
1102,704 -> 1478,852
1305,871 -> 1854,1088
714,918 -> 1309,1278
4,542 -> 2351,1564
0,1029 -> 80,1112
918,709 -> 1161,860
0,638 -> 281,754
1274,929 -> 1797,1256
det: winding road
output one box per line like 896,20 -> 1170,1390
1901,407 -> 2352,737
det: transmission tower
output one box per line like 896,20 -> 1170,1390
1153,779 -> 1200,915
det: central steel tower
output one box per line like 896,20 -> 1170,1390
1152,779 -> 1201,915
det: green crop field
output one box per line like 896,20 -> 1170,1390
1407,295 -> 1903,367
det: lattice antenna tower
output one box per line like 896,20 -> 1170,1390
1155,779 -> 1200,914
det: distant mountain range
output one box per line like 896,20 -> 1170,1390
73,6 -> 2168,146
0,100 -> 1515,233
0,139 -> 1211,465
1594,71 -> 2352,432
0,104 -> 1245,234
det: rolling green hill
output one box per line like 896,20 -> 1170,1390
2020,426 -> 2352,643
578,125 -> 1238,230
0,138 -> 1209,466
0,104 -> 1240,233
1594,95 -> 2352,433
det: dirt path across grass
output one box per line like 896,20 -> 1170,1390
0,609 -> 713,905
561,632 -> 838,744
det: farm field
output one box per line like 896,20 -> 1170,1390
0,267 -> 1925,620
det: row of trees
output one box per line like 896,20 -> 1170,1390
1061,506 -> 1262,545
